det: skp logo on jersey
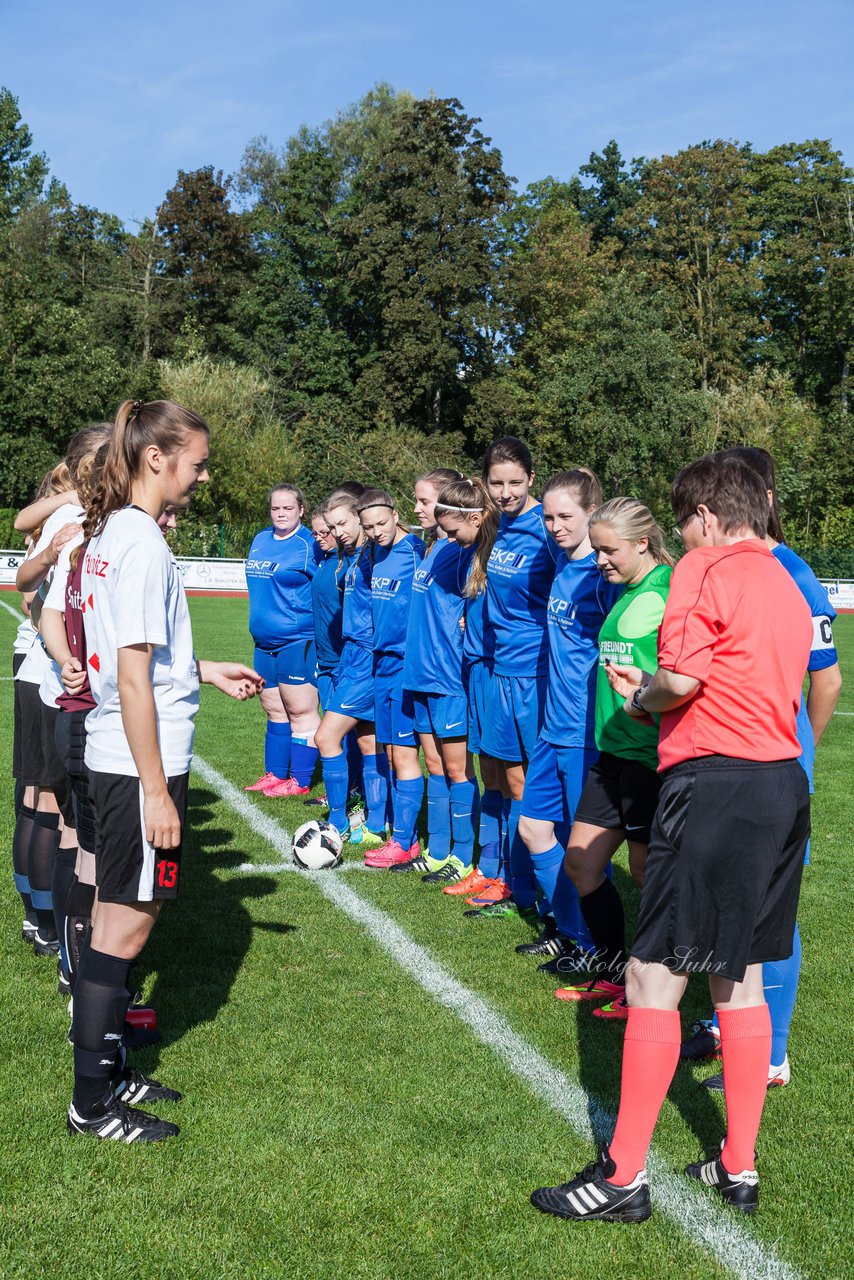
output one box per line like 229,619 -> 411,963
372,577 -> 403,595
488,548 -> 528,570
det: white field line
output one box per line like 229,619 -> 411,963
194,751 -> 801,1280
0,598 -> 24,623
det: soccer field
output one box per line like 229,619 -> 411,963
1,595 -> 851,1280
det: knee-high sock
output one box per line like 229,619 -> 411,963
530,842 -> 592,947
764,926 -> 802,1066
361,754 -> 388,834
12,803 -> 37,923
426,774 -> 452,860
718,1004 -> 772,1175
709,925 -> 801,1066
72,945 -> 133,1113
507,799 -> 537,908
321,753 -> 349,832
579,878 -> 627,982
478,788 -> 502,878
52,847 -> 78,975
498,796 -> 511,881
375,751 -> 393,827
265,721 -> 292,778
608,1008 -> 681,1184
64,879 -> 96,992
345,731 -> 363,796
290,737 -> 319,787
27,811 -> 60,937
449,778 -> 479,867
393,776 -> 424,850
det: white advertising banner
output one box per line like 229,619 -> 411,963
0,550 -> 248,594
820,579 -> 854,611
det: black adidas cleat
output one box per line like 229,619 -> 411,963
537,951 -> 595,977
22,920 -> 38,946
680,1019 -> 722,1061
67,1097 -> 179,1143
517,924 -> 581,959
531,1148 -> 651,1223
685,1150 -> 758,1213
422,863 -> 464,885
57,961 -> 72,997
389,854 -> 431,873
113,1067 -> 182,1106
33,930 -> 61,958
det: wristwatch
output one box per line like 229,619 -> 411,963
630,687 -> 646,714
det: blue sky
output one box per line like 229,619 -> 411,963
4,0 -> 852,226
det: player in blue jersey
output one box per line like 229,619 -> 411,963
680,446 -> 842,1086
515,469 -> 622,962
392,476 -> 501,885
468,437 -> 561,922
314,491 -> 387,849
244,484 -> 320,798
413,468 -> 464,553
355,489 -> 426,868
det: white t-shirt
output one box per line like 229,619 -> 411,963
15,505 -> 84,692
82,506 -> 199,778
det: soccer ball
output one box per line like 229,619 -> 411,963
291,820 -> 344,870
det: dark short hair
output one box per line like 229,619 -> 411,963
671,456 -> 769,538
715,446 -> 784,542
482,436 -> 533,479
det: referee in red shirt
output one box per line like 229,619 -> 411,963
531,455 -> 813,1223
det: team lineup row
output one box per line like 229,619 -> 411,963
9,404 -> 841,1226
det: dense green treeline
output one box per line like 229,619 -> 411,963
1,83 -> 851,550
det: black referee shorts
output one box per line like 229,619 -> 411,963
631,756 -> 810,984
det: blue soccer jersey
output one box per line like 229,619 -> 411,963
246,526 -> 318,649
542,552 -> 622,748
311,552 -> 345,672
773,544 -> 839,790
463,586 -> 493,666
342,546 -> 374,649
403,539 -> 474,696
486,503 -> 560,676
371,534 -> 426,664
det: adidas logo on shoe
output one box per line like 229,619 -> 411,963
531,1147 -> 651,1223
685,1146 -> 758,1213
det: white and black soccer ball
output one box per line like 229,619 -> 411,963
291,820 -> 344,870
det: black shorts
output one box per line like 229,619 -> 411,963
574,752 -> 662,845
54,710 -> 97,851
40,702 -> 72,819
89,771 -> 189,904
13,672 -> 44,785
631,756 -> 810,984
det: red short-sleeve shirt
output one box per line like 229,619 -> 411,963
656,540 -> 812,771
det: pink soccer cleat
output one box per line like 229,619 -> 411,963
245,772 -> 281,792
263,777 -> 311,798
364,840 -> 420,869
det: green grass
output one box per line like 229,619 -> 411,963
0,596 -> 851,1280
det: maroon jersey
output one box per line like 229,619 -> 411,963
57,548 -> 95,712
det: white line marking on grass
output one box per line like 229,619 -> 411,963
0,599 -> 23,622
237,859 -> 374,874
195,751 -> 802,1280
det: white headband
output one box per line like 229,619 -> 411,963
435,503 -> 483,513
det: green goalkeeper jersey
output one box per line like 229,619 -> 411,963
594,563 -> 672,771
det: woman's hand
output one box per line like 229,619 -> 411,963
60,656 -> 87,696
198,660 -> 265,700
144,788 -> 182,849
604,662 -> 645,699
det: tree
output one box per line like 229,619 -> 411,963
158,167 -> 255,354
343,96 -> 512,433
569,140 -> 642,246
0,87 -> 47,225
750,140 -> 854,408
623,140 -> 761,391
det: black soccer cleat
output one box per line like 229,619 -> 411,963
531,1147 -> 651,1223
680,1019 -> 722,1061
422,862 -> 464,885
684,1150 -> 758,1213
517,923 -> 581,959
389,854 -> 431,873
33,930 -> 60,958
22,920 -> 38,946
113,1067 -> 182,1106
67,1097 -> 179,1143
57,961 -> 72,998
